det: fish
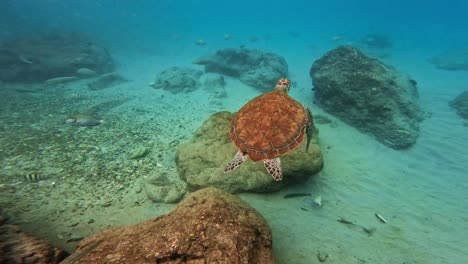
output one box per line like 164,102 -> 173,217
67,114 -> 103,127
283,192 -> 311,198
375,213 -> 388,223
23,174 -> 48,182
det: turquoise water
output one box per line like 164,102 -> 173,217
1,1 -> 467,263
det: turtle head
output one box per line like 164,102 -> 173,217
275,78 -> 291,94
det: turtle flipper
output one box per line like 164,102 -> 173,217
305,106 -> 314,152
224,151 -> 248,173
264,157 -> 282,181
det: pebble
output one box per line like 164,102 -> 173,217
88,219 -> 95,224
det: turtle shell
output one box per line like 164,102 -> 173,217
230,90 -> 310,161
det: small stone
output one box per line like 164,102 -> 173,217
130,146 -> 150,159
102,201 -> 112,207
88,219 -> 95,224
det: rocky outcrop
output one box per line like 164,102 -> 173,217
63,187 -> 275,264
450,91 -> 468,119
0,33 -> 113,82
194,48 -> 288,92
429,49 -> 468,71
150,66 -> 203,93
0,208 -> 68,264
176,112 -> 323,193
311,45 -> 424,149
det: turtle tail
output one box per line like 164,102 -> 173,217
305,107 -> 314,152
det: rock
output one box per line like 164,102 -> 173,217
87,72 -> 127,90
195,48 -> 288,92
129,146 -> 150,159
0,33 -> 113,82
311,45 -> 424,149
449,91 -> 468,119
150,66 -> 203,94
429,49 -> 468,71
176,111 -> 323,193
64,187 -> 275,264
145,172 -> 187,203
0,208 -> 68,263
202,73 -> 227,99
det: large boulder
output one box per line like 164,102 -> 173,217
449,91 -> 468,119
194,48 -> 288,92
63,187 -> 275,264
428,49 -> 468,71
0,208 -> 68,264
176,111 -> 323,193
0,33 -> 113,82
150,66 -> 203,94
311,45 -> 424,149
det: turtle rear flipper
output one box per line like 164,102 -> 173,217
264,157 -> 282,181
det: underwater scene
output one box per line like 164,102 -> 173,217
0,0 -> 467,263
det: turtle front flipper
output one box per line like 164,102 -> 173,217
224,151 -> 248,173
305,106 -> 314,152
264,157 -> 282,181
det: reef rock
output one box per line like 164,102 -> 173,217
429,49 -> 468,71
145,171 -> 187,203
64,187 -> 275,264
0,208 -> 68,264
150,66 -> 203,93
449,91 -> 468,119
176,111 -> 323,193
311,45 -> 424,149
194,48 -> 288,92
0,32 -> 113,82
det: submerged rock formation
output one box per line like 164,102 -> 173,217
449,91 -> 468,119
194,48 -> 288,92
0,208 -> 68,264
176,111 -> 323,193
311,45 -> 424,149
150,66 -> 203,93
64,187 -> 275,264
0,32 -> 113,82
429,49 -> 468,71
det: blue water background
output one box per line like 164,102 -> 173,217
3,0 -> 468,53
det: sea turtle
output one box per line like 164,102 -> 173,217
224,78 -> 314,181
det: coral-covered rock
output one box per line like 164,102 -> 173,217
0,208 -> 68,264
150,66 -> 203,93
311,45 -> 424,149
176,111 -> 323,193
64,187 -> 275,264
0,33 -> 113,82
194,48 -> 288,92
450,91 -> 468,119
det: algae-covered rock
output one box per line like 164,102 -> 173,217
311,45 -> 424,149
64,187 -> 274,263
144,172 -> 186,203
176,111 -> 323,193
150,67 -> 203,94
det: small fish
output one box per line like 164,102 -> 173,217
313,195 -> 322,207
23,174 -> 48,182
223,34 -> 232,40
283,192 -> 311,199
195,39 -> 206,46
375,213 -> 388,223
